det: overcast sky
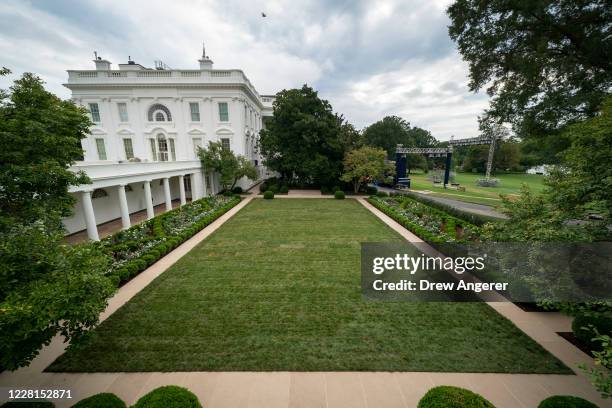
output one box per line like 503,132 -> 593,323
0,0 -> 490,140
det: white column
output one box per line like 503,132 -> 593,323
163,177 -> 172,211
81,190 -> 99,241
117,184 -> 131,229
210,173 -> 216,195
178,175 -> 187,205
143,180 -> 154,219
201,171 -> 207,198
192,172 -> 203,200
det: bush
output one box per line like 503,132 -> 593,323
376,191 -> 388,197
334,190 -> 345,200
259,182 -> 268,193
538,395 -> 599,408
332,186 -> 341,192
133,386 -> 201,408
1,403 -> 55,408
572,313 -> 612,352
222,190 -> 233,197
71,393 -> 126,408
366,186 -> 378,195
279,185 -> 289,194
268,184 -> 279,193
418,386 -> 495,408
232,186 -> 243,194
321,187 -> 331,195
264,191 -> 274,199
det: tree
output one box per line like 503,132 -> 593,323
447,0 -> 611,137
363,116 -> 436,159
341,146 -> 387,193
0,71 -> 114,370
198,141 -> 257,191
259,85 -> 345,186
0,72 -> 90,231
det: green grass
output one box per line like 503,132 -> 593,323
48,199 -> 569,373
408,172 -> 546,206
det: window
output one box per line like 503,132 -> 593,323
169,138 -> 176,161
89,103 -> 100,122
149,139 -> 157,161
220,138 -> 230,150
157,134 -> 168,161
123,138 -> 134,160
147,103 -> 172,122
189,102 -> 200,121
95,138 -> 107,160
218,102 -> 229,122
192,138 -> 202,157
117,103 -> 129,122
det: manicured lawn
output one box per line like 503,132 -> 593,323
48,199 -> 568,373
408,172 -> 546,206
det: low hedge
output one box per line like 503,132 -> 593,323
133,386 -> 201,408
572,313 -> 612,353
264,190 -> 274,199
334,190 -> 345,199
418,386 -> 495,408
71,393 -> 126,408
538,395 -> 599,408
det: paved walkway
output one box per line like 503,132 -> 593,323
1,195 -> 606,408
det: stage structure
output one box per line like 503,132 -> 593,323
395,135 -> 499,189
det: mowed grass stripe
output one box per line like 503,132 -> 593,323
48,199 -> 569,373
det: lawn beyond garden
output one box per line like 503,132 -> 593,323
48,199 -> 568,373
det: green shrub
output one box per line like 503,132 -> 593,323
71,393 -> 126,408
366,186 -> 378,195
538,395 -> 599,408
418,386 -> 495,408
332,186 -> 341,192
263,191 -> 274,199
133,386 -> 201,408
1,402 -> 55,408
223,190 -> 233,197
572,313 -> 612,352
268,184 -> 279,193
126,263 -> 139,275
279,185 -> 289,194
141,254 -> 156,266
232,186 -> 243,194
334,190 -> 345,200
259,182 -> 268,193
376,191 -> 388,197
135,259 -> 148,272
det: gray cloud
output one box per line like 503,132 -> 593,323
0,0 -> 490,140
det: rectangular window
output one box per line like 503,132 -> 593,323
189,102 -> 200,122
218,102 -> 229,122
95,138 -> 107,160
169,138 -> 176,161
123,138 -> 134,160
220,138 -> 230,150
192,138 -> 202,158
149,139 -> 157,161
117,102 -> 129,122
89,103 -> 100,122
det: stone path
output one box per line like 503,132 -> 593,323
1,195 -> 607,408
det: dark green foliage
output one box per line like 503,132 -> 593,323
223,190 -> 233,197
279,185 -> 289,194
1,402 -> 55,408
263,191 -> 274,199
268,184 -> 279,193
259,85 -> 346,186
447,0 -> 611,137
538,395 -> 599,408
363,116 -> 437,159
259,182 -> 268,193
418,386 -> 495,408
334,190 -> 345,199
366,186 -> 378,195
232,186 -> 243,194
376,191 -> 388,197
199,141 -> 257,190
573,314 -> 612,353
320,187 -> 331,195
71,393 -> 126,408
133,386 -> 201,408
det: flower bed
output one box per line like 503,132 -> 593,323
367,195 -> 480,243
98,195 -> 241,287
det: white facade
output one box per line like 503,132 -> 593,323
63,51 -> 276,239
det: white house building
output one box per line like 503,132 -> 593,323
62,49 -> 276,240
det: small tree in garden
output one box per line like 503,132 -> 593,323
341,146 -> 386,193
198,141 -> 257,191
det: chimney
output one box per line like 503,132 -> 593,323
198,43 -> 214,70
93,52 -> 111,70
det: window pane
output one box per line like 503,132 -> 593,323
169,138 -> 176,161
123,138 -> 134,159
221,138 -> 230,150
89,103 -> 100,122
155,111 -> 166,121
95,138 -> 107,160
189,102 -> 200,121
218,102 -> 229,121
150,139 -> 157,161
158,136 -> 168,161
117,103 -> 129,122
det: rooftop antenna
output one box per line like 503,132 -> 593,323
94,51 -> 98,60
202,42 -> 207,59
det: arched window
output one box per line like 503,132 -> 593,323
92,188 -> 108,199
157,134 -> 168,161
147,103 -> 172,122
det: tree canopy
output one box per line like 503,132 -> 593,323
341,146 -> 387,193
259,85 -> 347,187
447,0 -> 611,138
362,116 -> 437,159
198,141 -> 257,191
